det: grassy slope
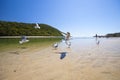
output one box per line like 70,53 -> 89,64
0,21 -> 62,36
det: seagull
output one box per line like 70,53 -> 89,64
19,36 -> 29,44
53,43 -> 58,49
34,23 -> 40,29
19,39 -> 29,44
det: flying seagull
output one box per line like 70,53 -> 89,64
19,36 -> 29,44
34,23 -> 40,29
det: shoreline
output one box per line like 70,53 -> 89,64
0,36 -> 62,38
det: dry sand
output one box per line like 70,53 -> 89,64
0,38 -> 120,80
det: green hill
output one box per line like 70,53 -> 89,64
106,32 -> 120,37
0,21 -> 62,36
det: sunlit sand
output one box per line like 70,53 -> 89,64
0,38 -> 120,80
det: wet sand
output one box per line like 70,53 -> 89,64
0,38 -> 120,80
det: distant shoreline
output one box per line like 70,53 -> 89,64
0,36 -> 63,38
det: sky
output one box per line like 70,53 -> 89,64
0,0 -> 120,37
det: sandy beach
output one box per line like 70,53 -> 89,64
0,38 -> 120,80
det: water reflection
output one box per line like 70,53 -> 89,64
95,37 -> 100,45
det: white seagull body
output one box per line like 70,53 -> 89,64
53,43 -> 58,49
34,23 -> 40,29
19,36 -> 29,44
19,39 -> 29,44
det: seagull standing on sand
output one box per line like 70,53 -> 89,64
53,43 -> 58,49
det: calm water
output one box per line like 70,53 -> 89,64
59,37 -> 120,54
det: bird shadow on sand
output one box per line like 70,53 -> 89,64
55,52 -> 67,59
9,51 -> 20,55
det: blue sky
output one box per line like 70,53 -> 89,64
0,0 -> 120,37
